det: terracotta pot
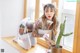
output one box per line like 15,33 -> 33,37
51,45 -> 62,53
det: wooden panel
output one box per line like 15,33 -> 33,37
76,2 -> 80,53
52,0 -> 58,16
52,0 -> 58,6
73,2 -> 80,53
35,0 -> 39,20
37,38 -> 49,49
77,2 -> 80,53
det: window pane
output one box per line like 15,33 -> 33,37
27,0 -> 36,22
58,0 -> 77,51
39,0 -> 51,18
61,13 -> 76,51
64,15 -> 75,47
63,0 -> 76,11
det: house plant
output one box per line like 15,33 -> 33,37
51,18 -> 73,53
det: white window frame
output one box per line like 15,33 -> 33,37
58,0 -> 76,52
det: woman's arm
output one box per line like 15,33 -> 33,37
32,19 -> 43,37
32,31 -> 43,37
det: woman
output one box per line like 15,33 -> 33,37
32,3 -> 58,52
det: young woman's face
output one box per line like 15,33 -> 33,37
44,7 -> 55,20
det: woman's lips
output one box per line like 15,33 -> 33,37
48,16 -> 51,18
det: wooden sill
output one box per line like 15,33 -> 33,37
37,38 -> 72,53
37,38 -> 49,49
62,49 -> 72,53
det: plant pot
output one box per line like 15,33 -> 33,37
51,45 -> 62,53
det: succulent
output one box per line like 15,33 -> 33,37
56,18 -> 73,48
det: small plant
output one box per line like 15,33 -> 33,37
49,18 -> 73,53
56,18 -> 73,48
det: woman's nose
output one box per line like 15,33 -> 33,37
48,12 -> 51,15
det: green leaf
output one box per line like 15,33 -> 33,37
63,32 -> 73,36
56,35 -> 62,48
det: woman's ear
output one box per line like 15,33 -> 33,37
52,2 -> 58,9
42,4 -> 45,8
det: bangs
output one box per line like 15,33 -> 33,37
44,4 -> 56,12
45,7 -> 54,11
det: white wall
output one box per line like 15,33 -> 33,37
0,9 -> 1,37
0,0 -> 24,37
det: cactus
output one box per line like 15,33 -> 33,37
56,18 -> 73,48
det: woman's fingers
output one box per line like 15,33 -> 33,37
32,32 -> 39,37
46,39 -> 52,46
32,32 -> 36,37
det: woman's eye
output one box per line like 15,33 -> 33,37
51,10 -> 53,12
45,10 -> 48,12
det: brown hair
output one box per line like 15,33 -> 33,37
42,4 -> 58,35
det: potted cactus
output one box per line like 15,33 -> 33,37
51,18 -> 73,53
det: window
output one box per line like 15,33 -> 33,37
63,0 -> 76,11
27,0 -> 36,22
58,0 -> 76,52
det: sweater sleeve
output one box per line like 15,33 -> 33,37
32,18 -> 43,37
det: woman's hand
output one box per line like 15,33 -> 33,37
32,31 -> 36,37
47,20 -> 53,29
32,31 -> 39,37
43,34 -> 53,45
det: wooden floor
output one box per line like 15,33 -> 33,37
2,36 -> 47,53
